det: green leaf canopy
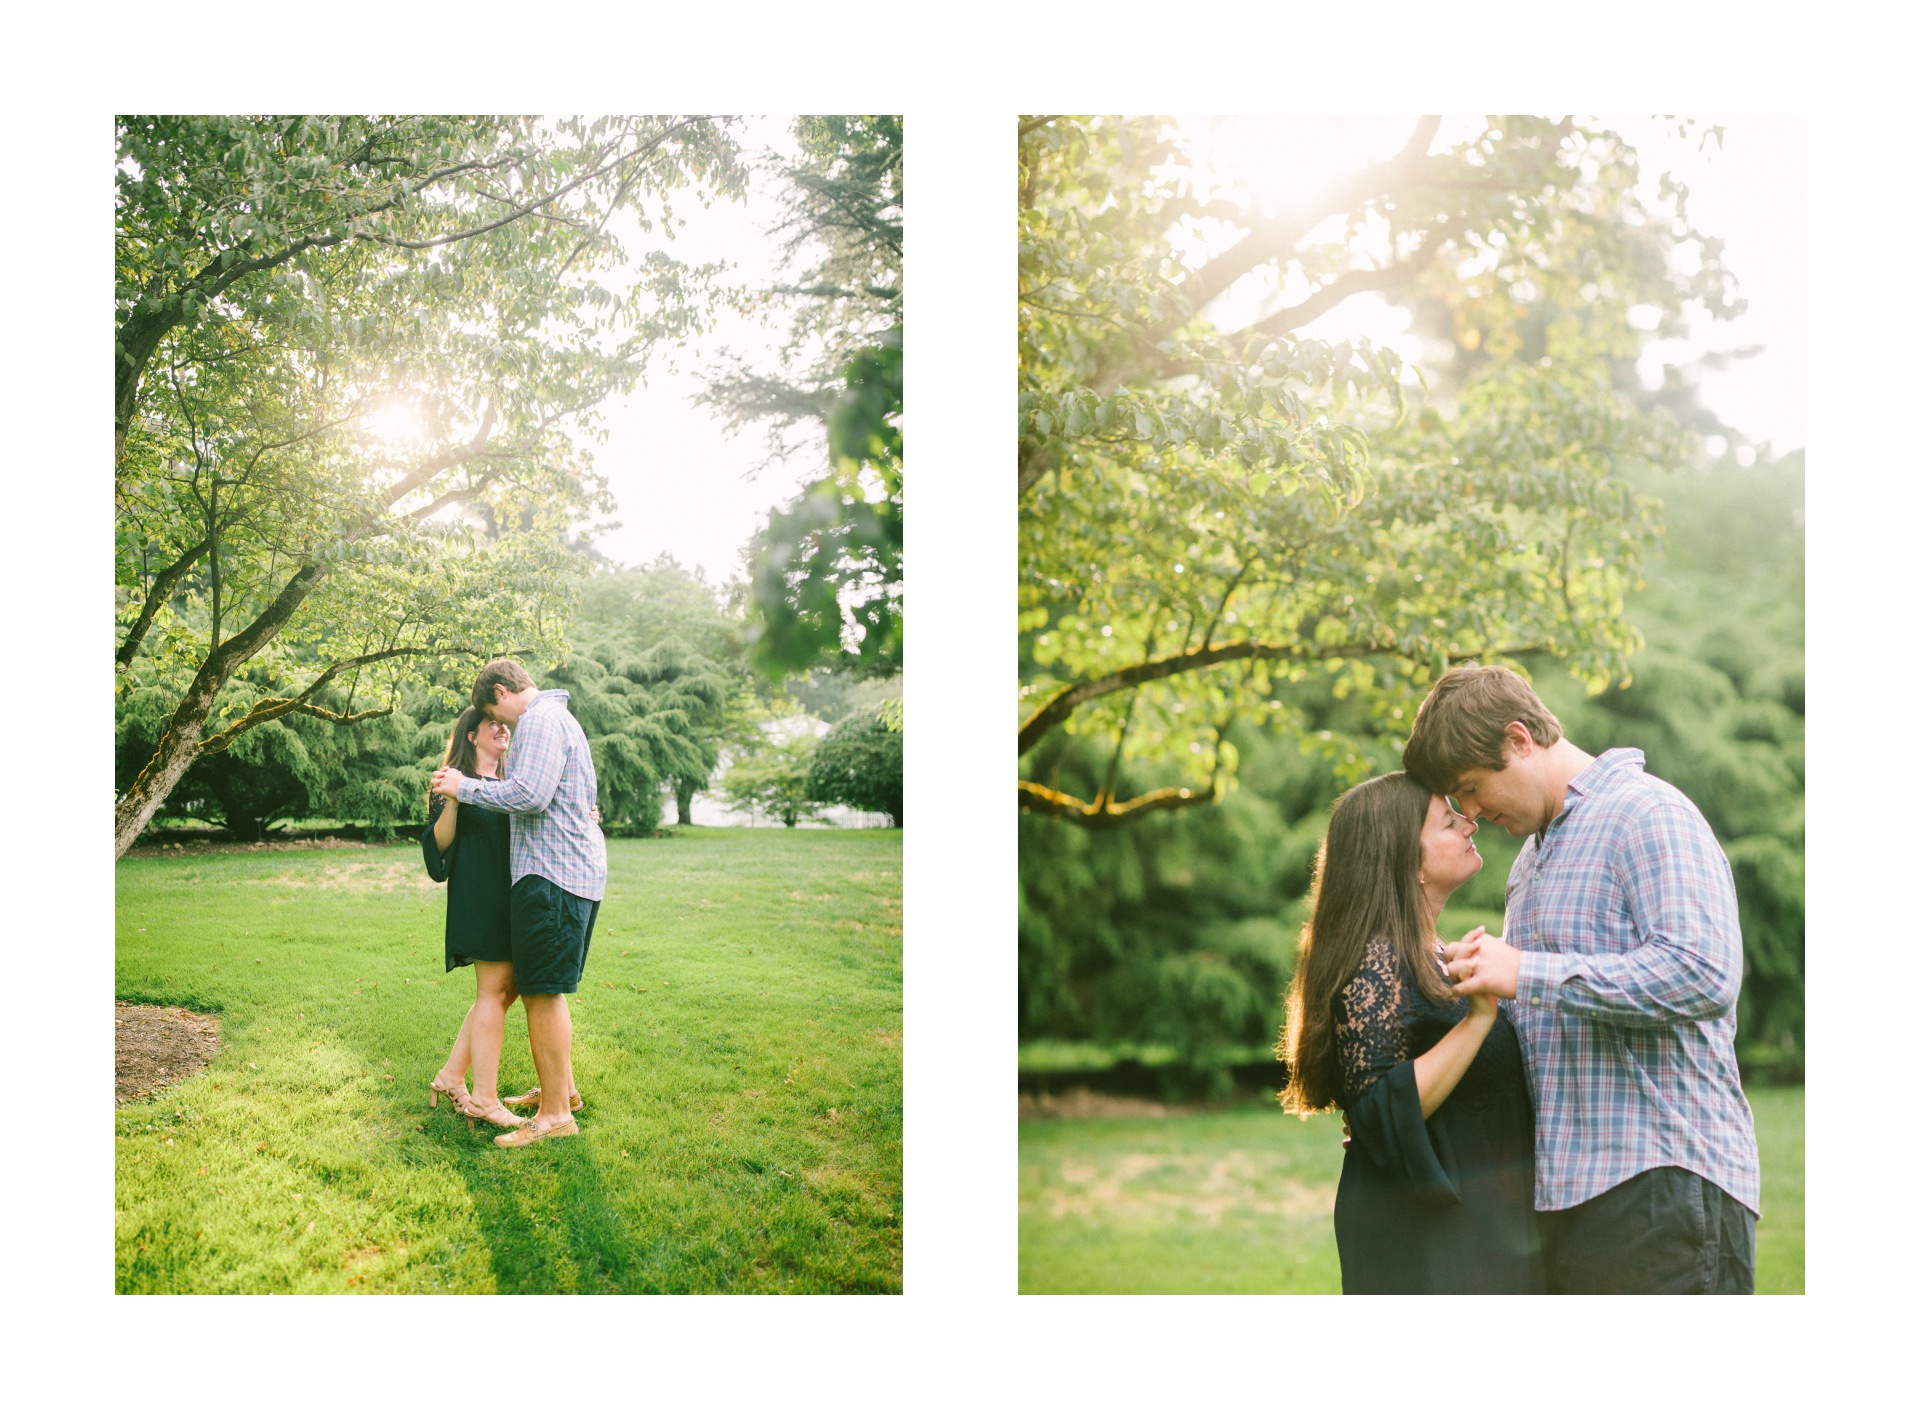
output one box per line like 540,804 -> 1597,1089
114,114 -> 746,857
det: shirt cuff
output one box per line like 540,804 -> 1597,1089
455,777 -> 488,805
1515,951 -> 1573,1008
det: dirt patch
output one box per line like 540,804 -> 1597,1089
1019,1089 -> 1176,1120
116,1002 -> 221,1107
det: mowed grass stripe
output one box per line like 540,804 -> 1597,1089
116,827 -> 901,1294
1019,1085 -> 1804,1294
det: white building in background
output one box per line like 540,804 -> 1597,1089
688,792 -> 890,829
684,713 -> 893,829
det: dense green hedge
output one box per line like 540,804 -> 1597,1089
1019,452 -> 1804,1091
116,559 -> 753,843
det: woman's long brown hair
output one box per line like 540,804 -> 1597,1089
426,706 -> 505,808
1278,771 -> 1454,1115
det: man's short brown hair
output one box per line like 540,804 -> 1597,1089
1402,664 -> 1563,794
471,658 -> 535,712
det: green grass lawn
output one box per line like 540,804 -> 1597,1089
1019,1084 -> 1804,1294
116,826 -> 901,1294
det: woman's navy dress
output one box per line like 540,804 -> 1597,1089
1332,937 -> 1546,1293
421,793 -> 512,971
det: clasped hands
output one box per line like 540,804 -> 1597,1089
429,769 -> 605,826
1440,925 -> 1520,1001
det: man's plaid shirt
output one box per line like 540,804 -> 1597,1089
1505,748 -> 1760,1214
456,690 -> 606,901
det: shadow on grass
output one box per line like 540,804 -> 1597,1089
116,835 -> 902,1295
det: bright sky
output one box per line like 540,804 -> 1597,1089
1176,115 -> 1804,455
582,115 -> 825,586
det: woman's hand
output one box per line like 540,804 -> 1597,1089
1439,927 -> 1521,1000
590,803 -> 602,826
1438,926 -> 1482,988
1468,990 -> 1498,1022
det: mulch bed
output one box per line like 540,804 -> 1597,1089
120,836 -> 364,1104
1018,1089 -> 1175,1120
126,835 -> 376,858
115,1002 -> 221,1107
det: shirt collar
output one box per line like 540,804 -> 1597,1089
1553,747 -> 1644,828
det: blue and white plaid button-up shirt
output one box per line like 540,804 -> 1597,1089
456,689 -> 606,902
1505,748 -> 1760,1215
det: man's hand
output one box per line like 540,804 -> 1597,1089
1440,927 -> 1520,1000
430,767 -> 467,800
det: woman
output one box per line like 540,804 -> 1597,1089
421,707 -> 528,1131
1279,771 -> 1544,1294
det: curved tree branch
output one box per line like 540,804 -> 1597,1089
359,120 -> 702,252
382,400 -> 498,509
1018,635 -> 1552,757
116,534 -> 212,668
197,642 -> 494,754
1180,116 -> 1443,319
1018,635 -> 1389,757
199,701 -> 394,754
1081,117 -> 1452,399
1017,778 -> 1218,826
1244,236 -> 1444,340
115,119 -> 710,467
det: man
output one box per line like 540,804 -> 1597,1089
1403,664 -> 1760,1294
432,659 -> 606,1148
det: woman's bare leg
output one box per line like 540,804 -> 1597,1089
467,960 -> 518,1109
436,1002 -> 477,1099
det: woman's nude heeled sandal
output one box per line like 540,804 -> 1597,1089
464,1100 -> 528,1131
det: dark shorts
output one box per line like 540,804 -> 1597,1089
508,875 -> 599,995
1538,1165 -> 1756,1294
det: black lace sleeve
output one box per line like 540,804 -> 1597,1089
421,794 -> 454,883
1333,938 -> 1407,1106
1335,937 -> 1459,1204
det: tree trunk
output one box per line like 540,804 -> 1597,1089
207,777 -> 274,842
114,563 -> 327,858
674,777 -> 696,826
226,814 -> 268,843
114,698 -> 213,858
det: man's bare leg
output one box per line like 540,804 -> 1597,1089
521,992 -> 576,1127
